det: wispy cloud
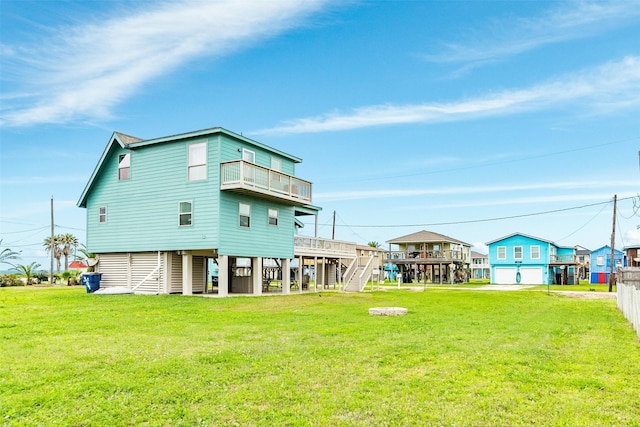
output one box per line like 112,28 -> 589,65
315,180 -> 633,202
0,0 -> 331,127
256,56 -> 640,135
423,0 -> 640,67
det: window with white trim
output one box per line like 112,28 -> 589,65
530,245 -> 540,259
188,142 -> 207,181
118,153 -> 130,180
99,206 -> 107,223
179,201 -> 192,226
271,157 -> 281,171
242,148 -> 255,163
597,256 -> 605,266
497,246 -> 506,260
514,246 -> 523,260
239,202 -> 251,228
268,208 -> 278,226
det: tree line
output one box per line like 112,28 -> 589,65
0,234 -> 90,286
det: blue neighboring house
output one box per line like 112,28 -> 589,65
486,233 -> 578,285
589,245 -> 625,284
77,127 -> 321,296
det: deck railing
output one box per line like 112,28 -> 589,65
221,161 -> 312,204
549,254 -> 577,263
384,250 -> 467,262
294,236 -> 356,258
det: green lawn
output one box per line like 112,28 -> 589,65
2,287 -> 639,426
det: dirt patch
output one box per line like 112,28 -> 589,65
552,291 -> 616,299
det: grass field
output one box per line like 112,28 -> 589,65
2,287 -> 639,426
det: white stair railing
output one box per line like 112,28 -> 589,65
356,257 -> 376,292
342,258 -> 358,291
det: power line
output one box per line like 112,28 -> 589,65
305,196 -> 633,229
555,200 -> 611,243
0,226 -> 49,235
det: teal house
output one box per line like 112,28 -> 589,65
78,127 -> 320,296
486,233 -> 578,285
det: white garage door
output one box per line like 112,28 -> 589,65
494,267 -> 517,284
519,267 -> 543,285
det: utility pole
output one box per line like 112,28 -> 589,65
331,210 -> 336,240
608,194 -> 617,292
50,196 -> 54,285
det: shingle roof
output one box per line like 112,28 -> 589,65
386,230 -> 470,246
114,132 -> 143,146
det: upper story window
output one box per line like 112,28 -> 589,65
497,246 -> 506,260
179,201 -> 192,226
597,256 -> 605,266
188,142 -> 207,181
271,157 -> 281,171
268,208 -> 278,226
242,148 -> 255,164
530,246 -> 540,259
514,246 -> 523,260
118,153 -> 130,180
239,202 -> 251,228
99,206 -> 107,223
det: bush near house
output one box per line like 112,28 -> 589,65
0,274 -> 22,287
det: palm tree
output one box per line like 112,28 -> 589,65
43,235 -> 62,273
12,262 -> 42,286
59,233 -> 79,271
368,241 -> 381,248
0,239 -> 21,266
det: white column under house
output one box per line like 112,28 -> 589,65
182,252 -> 193,296
218,255 -> 228,297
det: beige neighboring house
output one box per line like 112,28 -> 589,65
385,230 -> 472,284
471,251 -> 490,280
355,244 -> 386,276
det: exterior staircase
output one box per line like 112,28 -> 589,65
343,256 -> 376,292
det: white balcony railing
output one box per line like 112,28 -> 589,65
221,161 -> 312,205
294,236 -> 357,258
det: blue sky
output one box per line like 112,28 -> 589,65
1,0 -> 639,268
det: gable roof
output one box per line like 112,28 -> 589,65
386,230 -> 470,246
77,127 -> 303,208
69,261 -> 88,269
591,245 -> 625,255
485,232 -> 555,246
113,131 -> 143,146
471,251 -> 487,258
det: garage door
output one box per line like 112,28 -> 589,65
519,267 -> 543,285
494,267 -> 517,284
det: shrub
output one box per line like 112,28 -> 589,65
0,274 -> 23,287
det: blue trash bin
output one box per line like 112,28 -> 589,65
81,272 -> 102,293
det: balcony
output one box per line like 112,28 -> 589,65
221,161 -> 312,206
550,254 -> 577,264
384,250 -> 467,264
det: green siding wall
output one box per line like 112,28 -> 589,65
219,134 -> 296,175
86,136 -> 222,253
218,192 -> 295,259
84,132 -> 297,259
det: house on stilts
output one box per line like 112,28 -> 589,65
77,127 -> 358,296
